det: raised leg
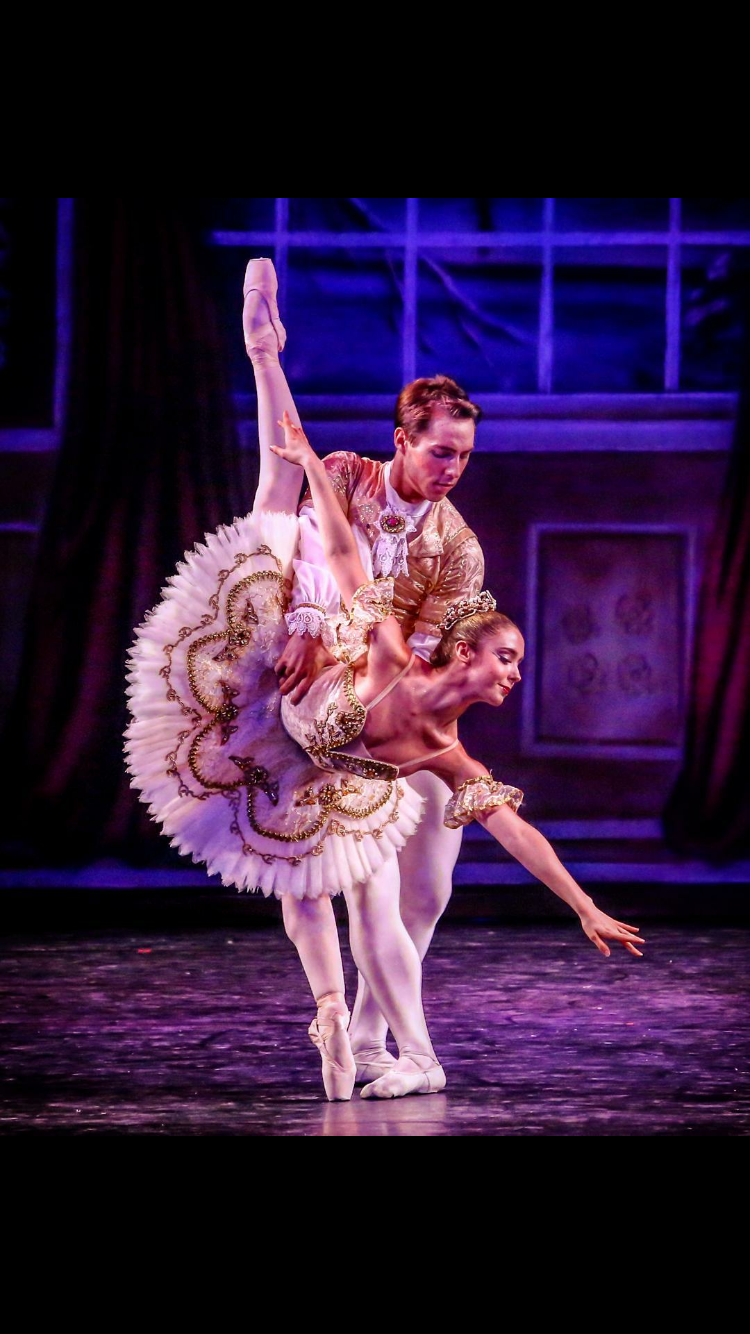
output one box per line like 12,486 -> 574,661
244,257 -> 305,515
348,771 -> 461,1066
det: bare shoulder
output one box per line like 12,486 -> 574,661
422,740 -> 490,790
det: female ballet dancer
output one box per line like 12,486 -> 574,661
125,270 -> 645,1104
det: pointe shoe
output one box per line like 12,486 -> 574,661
243,257 -> 287,358
308,1003 -> 357,1102
352,1043 -> 398,1086
360,1049 -> 446,1100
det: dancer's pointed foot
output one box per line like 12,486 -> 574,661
360,1050 -> 446,1099
308,994 -> 357,1102
352,1043 -> 398,1086
243,257 -> 287,362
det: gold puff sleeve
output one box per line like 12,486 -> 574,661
321,577 -> 395,666
413,532 -> 485,639
444,775 -> 524,829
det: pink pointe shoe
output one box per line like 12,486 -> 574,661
308,1000 -> 357,1102
243,257 -> 287,360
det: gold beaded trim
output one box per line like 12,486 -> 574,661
454,774 -> 495,796
182,569 -> 286,793
325,750 -> 400,782
157,540 -> 407,872
342,663 -> 367,727
246,774 -> 392,843
226,782 -> 407,867
160,545 -> 280,715
302,665 -> 367,765
161,547 -> 284,802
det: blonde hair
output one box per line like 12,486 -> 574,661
430,610 -> 520,668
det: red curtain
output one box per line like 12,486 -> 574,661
5,200 -> 246,861
663,344 -> 750,858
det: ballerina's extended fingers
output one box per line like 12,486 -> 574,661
270,411 -> 314,466
590,932 -> 642,959
585,910 -> 645,958
277,410 -> 307,438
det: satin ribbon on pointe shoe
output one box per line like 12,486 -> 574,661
352,1044 -> 398,1086
360,1049 -> 446,1099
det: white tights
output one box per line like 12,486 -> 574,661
349,770 -> 462,1051
282,858 -> 435,1059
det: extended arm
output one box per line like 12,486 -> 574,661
272,413 -> 368,605
479,800 -> 594,917
431,749 -> 645,959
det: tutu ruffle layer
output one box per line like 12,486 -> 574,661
124,510 -> 424,899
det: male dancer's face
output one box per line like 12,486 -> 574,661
392,408 -> 475,504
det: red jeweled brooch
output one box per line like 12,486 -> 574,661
380,512 -> 407,535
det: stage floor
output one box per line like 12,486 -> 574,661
1,921 -> 748,1136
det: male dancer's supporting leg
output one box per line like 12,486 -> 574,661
348,772 -> 462,1076
344,860 -> 445,1097
281,862 -> 444,1100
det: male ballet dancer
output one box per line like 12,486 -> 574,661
249,266 -> 487,1084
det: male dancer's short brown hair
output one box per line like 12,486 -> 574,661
395,375 -> 483,440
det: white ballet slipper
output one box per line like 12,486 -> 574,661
359,1049 -> 446,1099
352,1043 -> 399,1086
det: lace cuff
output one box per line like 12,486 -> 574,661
444,775 -> 524,829
285,603 -> 327,639
320,578 -> 395,666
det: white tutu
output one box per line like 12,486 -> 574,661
124,510 -> 424,899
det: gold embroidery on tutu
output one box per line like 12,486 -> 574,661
156,543 -> 406,869
160,545 -> 284,800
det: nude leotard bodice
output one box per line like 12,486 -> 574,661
280,652 -> 459,782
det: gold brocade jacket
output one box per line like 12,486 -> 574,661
299,453 -> 485,643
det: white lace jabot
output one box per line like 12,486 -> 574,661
373,463 -> 432,579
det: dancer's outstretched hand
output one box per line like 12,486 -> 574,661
271,411 -> 317,468
578,904 -> 646,958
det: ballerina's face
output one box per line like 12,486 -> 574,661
458,627 -> 524,705
393,409 -> 475,503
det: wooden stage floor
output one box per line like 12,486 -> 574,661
1,919 -> 748,1136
